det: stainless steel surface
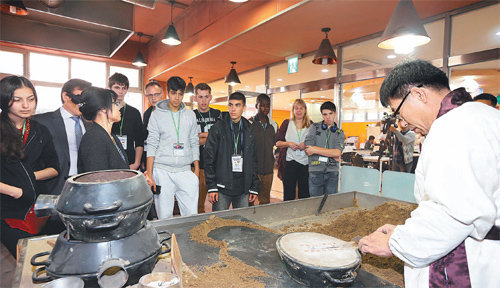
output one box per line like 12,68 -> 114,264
41,277 -> 84,288
0,0 -> 133,57
34,195 -> 59,218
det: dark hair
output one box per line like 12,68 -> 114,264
320,101 -> 336,112
108,73 -> 129,89
368,135 -> 375,140
194,83 -> 211,95
380,59 -> 450,107
229,92 -> 246,106
167,76 -> 186,92
79,87 -> 118,121
61,78 -> 91,104
256,93 -> 270,104
0,76 -> 37,160
474,93 -> 497,107
144,80 -> 162,92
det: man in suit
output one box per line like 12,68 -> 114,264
34,79 -> 91,195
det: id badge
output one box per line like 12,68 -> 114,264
232,155 -> 243,172
295,150 -> 305,157
173,143 -> 184,156
319,156 -> 329,163
117,135 -> 127,150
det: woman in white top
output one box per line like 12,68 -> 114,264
276,99 -> 312,201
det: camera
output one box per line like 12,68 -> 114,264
381,112 -> 398,134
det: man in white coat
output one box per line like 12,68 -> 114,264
358,60 -> 500,287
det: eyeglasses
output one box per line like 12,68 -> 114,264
392,84 -> 423,118
146,93 -> 162,98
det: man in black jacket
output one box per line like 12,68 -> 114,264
204,92 -> 260,211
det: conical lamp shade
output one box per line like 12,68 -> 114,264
132,51 -> 147,67
313,38 -> 337,65
225,68 -> 241,85
185,82 -> 194,96
378,0 -> 430,53
0,0 -> 29,15
162,24 -> 181,46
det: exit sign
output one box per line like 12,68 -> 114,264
288,56 -> 298,74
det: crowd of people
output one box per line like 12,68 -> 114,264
1,59 -> 498,287
0,72 -> 347,258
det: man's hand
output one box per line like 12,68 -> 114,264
249,194 -> 258,203
129,162 -> 140,170
208,192 -> 218,204
144,171 -> 156,190
194,167 -> 200,178
389,126 -> 397,133
305,146 -> 316,156
358,224 -> 395,257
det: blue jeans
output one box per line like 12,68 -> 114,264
212,192 -> 249,211
309,171 -> 339,197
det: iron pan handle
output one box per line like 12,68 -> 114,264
31,251 -> 50,266
84,215 -> 123,231
32,266 -> 52,283
160,238 -> 171,255
83,200 -> 122,214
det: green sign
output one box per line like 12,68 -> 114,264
288,56 -> 298,74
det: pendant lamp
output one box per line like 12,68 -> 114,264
0,0 -> 28,15
378,0 -> 430,54
162,0 -> 181,46
185,77 -> 194,96
133,32 -> 147,67
312,27 -> 337,65
225,61 -> 241,86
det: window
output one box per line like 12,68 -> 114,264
71,58 -> 106,88
450,60 -> 500,98
0,50 -> 24,75
110,66 -> 140,88
451,4 -> 500,56
30,53 -> 69,83
35,86 -> 62,114
302,89 -> 336,122
271,91 -> 299,126
125,92 -> 143,115
237,69 -> 266,94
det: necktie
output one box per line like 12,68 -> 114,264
71,116 -> 83,150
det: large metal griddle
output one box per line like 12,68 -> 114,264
151,192 -> 404,287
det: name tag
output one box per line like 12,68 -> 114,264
173,143 -> 184,156
318,156 -> 329,163
295,150 -> 305,157
232,155 -> 243,172
117,135 -> 127,150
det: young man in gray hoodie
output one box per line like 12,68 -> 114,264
146,76 -> 200,219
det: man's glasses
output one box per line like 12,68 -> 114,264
393,84 -> 423,118
146,93 -> 162,98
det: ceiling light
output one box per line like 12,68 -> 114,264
378,0 -> 430,54
0,0 -> 29,15
132,32 -> 147,67
185,77 -> 194,96
162,0 -> 181,46
228,0 -> 248,2
313,27 -> 337,65
321,69 -> 329,73
311,100 -> 316,103
321,96 -> 326,98
496,31 -> 500,36
277,78 -> 283,82
387,54 -> 397,59
225,61 -> 241,86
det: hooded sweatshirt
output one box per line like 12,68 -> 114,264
146,100 -> 200,172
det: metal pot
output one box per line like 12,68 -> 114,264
276,232 -> 361,287
35,170 -> 153,242
31,224 -> 171,287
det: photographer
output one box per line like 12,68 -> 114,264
390,118 -> 415,173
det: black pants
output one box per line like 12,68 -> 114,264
282,160 -> 309,201
1,220 -> 34,258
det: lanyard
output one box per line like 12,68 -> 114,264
22,119 -> 27,137
324,129 -> 331,148
294,120 -> 303,143
197,109 -> 211,130
111,136 -> 127,163
170,109 -> 181,143
119,104 -> 126,135
230,120 -> 243,154
257,115 -> 268,130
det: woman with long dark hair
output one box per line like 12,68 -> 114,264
0,76 -> 59,257
77,87 -> 129,173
